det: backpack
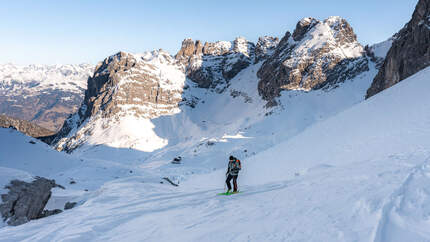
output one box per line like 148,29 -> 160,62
230,159 -> 241,173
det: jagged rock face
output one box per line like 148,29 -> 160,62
0,64 -> 93,131
255,36 -> 280,63
51,50 -> 186,152
364,38 -> 394,70
82,51 -> 184,119
176,37 -> 256,91
0,177 -> 62,226
257,16 -> 369,105
175,38 -> 203,65
0,114 -> 55,138
366,0 -> 430,98
292,17 -> 320,41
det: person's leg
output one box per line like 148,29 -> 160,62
226,174 -> 232,191
233,175 -> 238,192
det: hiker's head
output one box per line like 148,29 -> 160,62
229,155 -> 235,160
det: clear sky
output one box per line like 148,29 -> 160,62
0,0 -> 418,65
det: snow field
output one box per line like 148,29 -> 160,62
1,48 -> 429,241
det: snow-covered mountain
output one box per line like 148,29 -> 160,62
367,0 -> 430,98
175,36 -> 260,91
0,63 -> 93,131
50,16 -> 377,155
1,0 -> 430,240
51,50 -> 187,152
258,16 -> 369,105
1,62 -> 429,242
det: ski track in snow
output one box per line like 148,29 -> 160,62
0,154 -> 424,242
0,64 -> 430,240
373,157 -> 430,242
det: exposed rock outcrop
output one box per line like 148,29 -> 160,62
364,38 -> 394,70
255,36 -> 280,63
176,37 -> 257,91
0,114 -> 55,138
366,0 -> 430,98
51,50 -> 186,152
64,202 -> 77,210
292,17 -> 319,41
0,177 -> 64,226
257,16 -> 369,106
175,38 -> 204,65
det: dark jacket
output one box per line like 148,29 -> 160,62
227,158 -> 241,176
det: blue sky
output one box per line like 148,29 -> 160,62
0,0 -> 418,64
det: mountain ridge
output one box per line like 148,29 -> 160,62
366,0 -> 430,98
47,16 -> 382,154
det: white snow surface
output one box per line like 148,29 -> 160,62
132,50 -> 186,91
1,60 -> 430,240
0,63 -> 93,95
81,115 -> 169,152
370,38 -> 394,59
283,16 -> 364,75
202,37 -> 252,57
54,50 -> 186,152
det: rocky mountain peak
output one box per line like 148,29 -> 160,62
176,37 -> 256,91
257,16 -> 368,105
366,0 -> 430,98
51,50 -> 186,152
232,37 -> 253,56
255,36 -> 280,62
324,16 -> 359,45
175,38 -> 203,65
292,17 -> 319,41
81,50 -> 184,119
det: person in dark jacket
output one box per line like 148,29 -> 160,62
226,155 -> 241,193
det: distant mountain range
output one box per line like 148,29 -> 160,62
0,64 -> 93,131
0,0 -> 428,152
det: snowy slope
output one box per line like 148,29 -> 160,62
0,28 -> 387,240
0,66 -> 429,241
0,17 -> 422,240
65,55 -> 377,179
53,50 -> 186,153
0,59 -> 376,239
0,128 -> 161,228
369,38 -> 393,59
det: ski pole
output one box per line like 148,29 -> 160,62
224,171 -> 229,192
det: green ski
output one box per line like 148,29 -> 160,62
217,191 -> 242,196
